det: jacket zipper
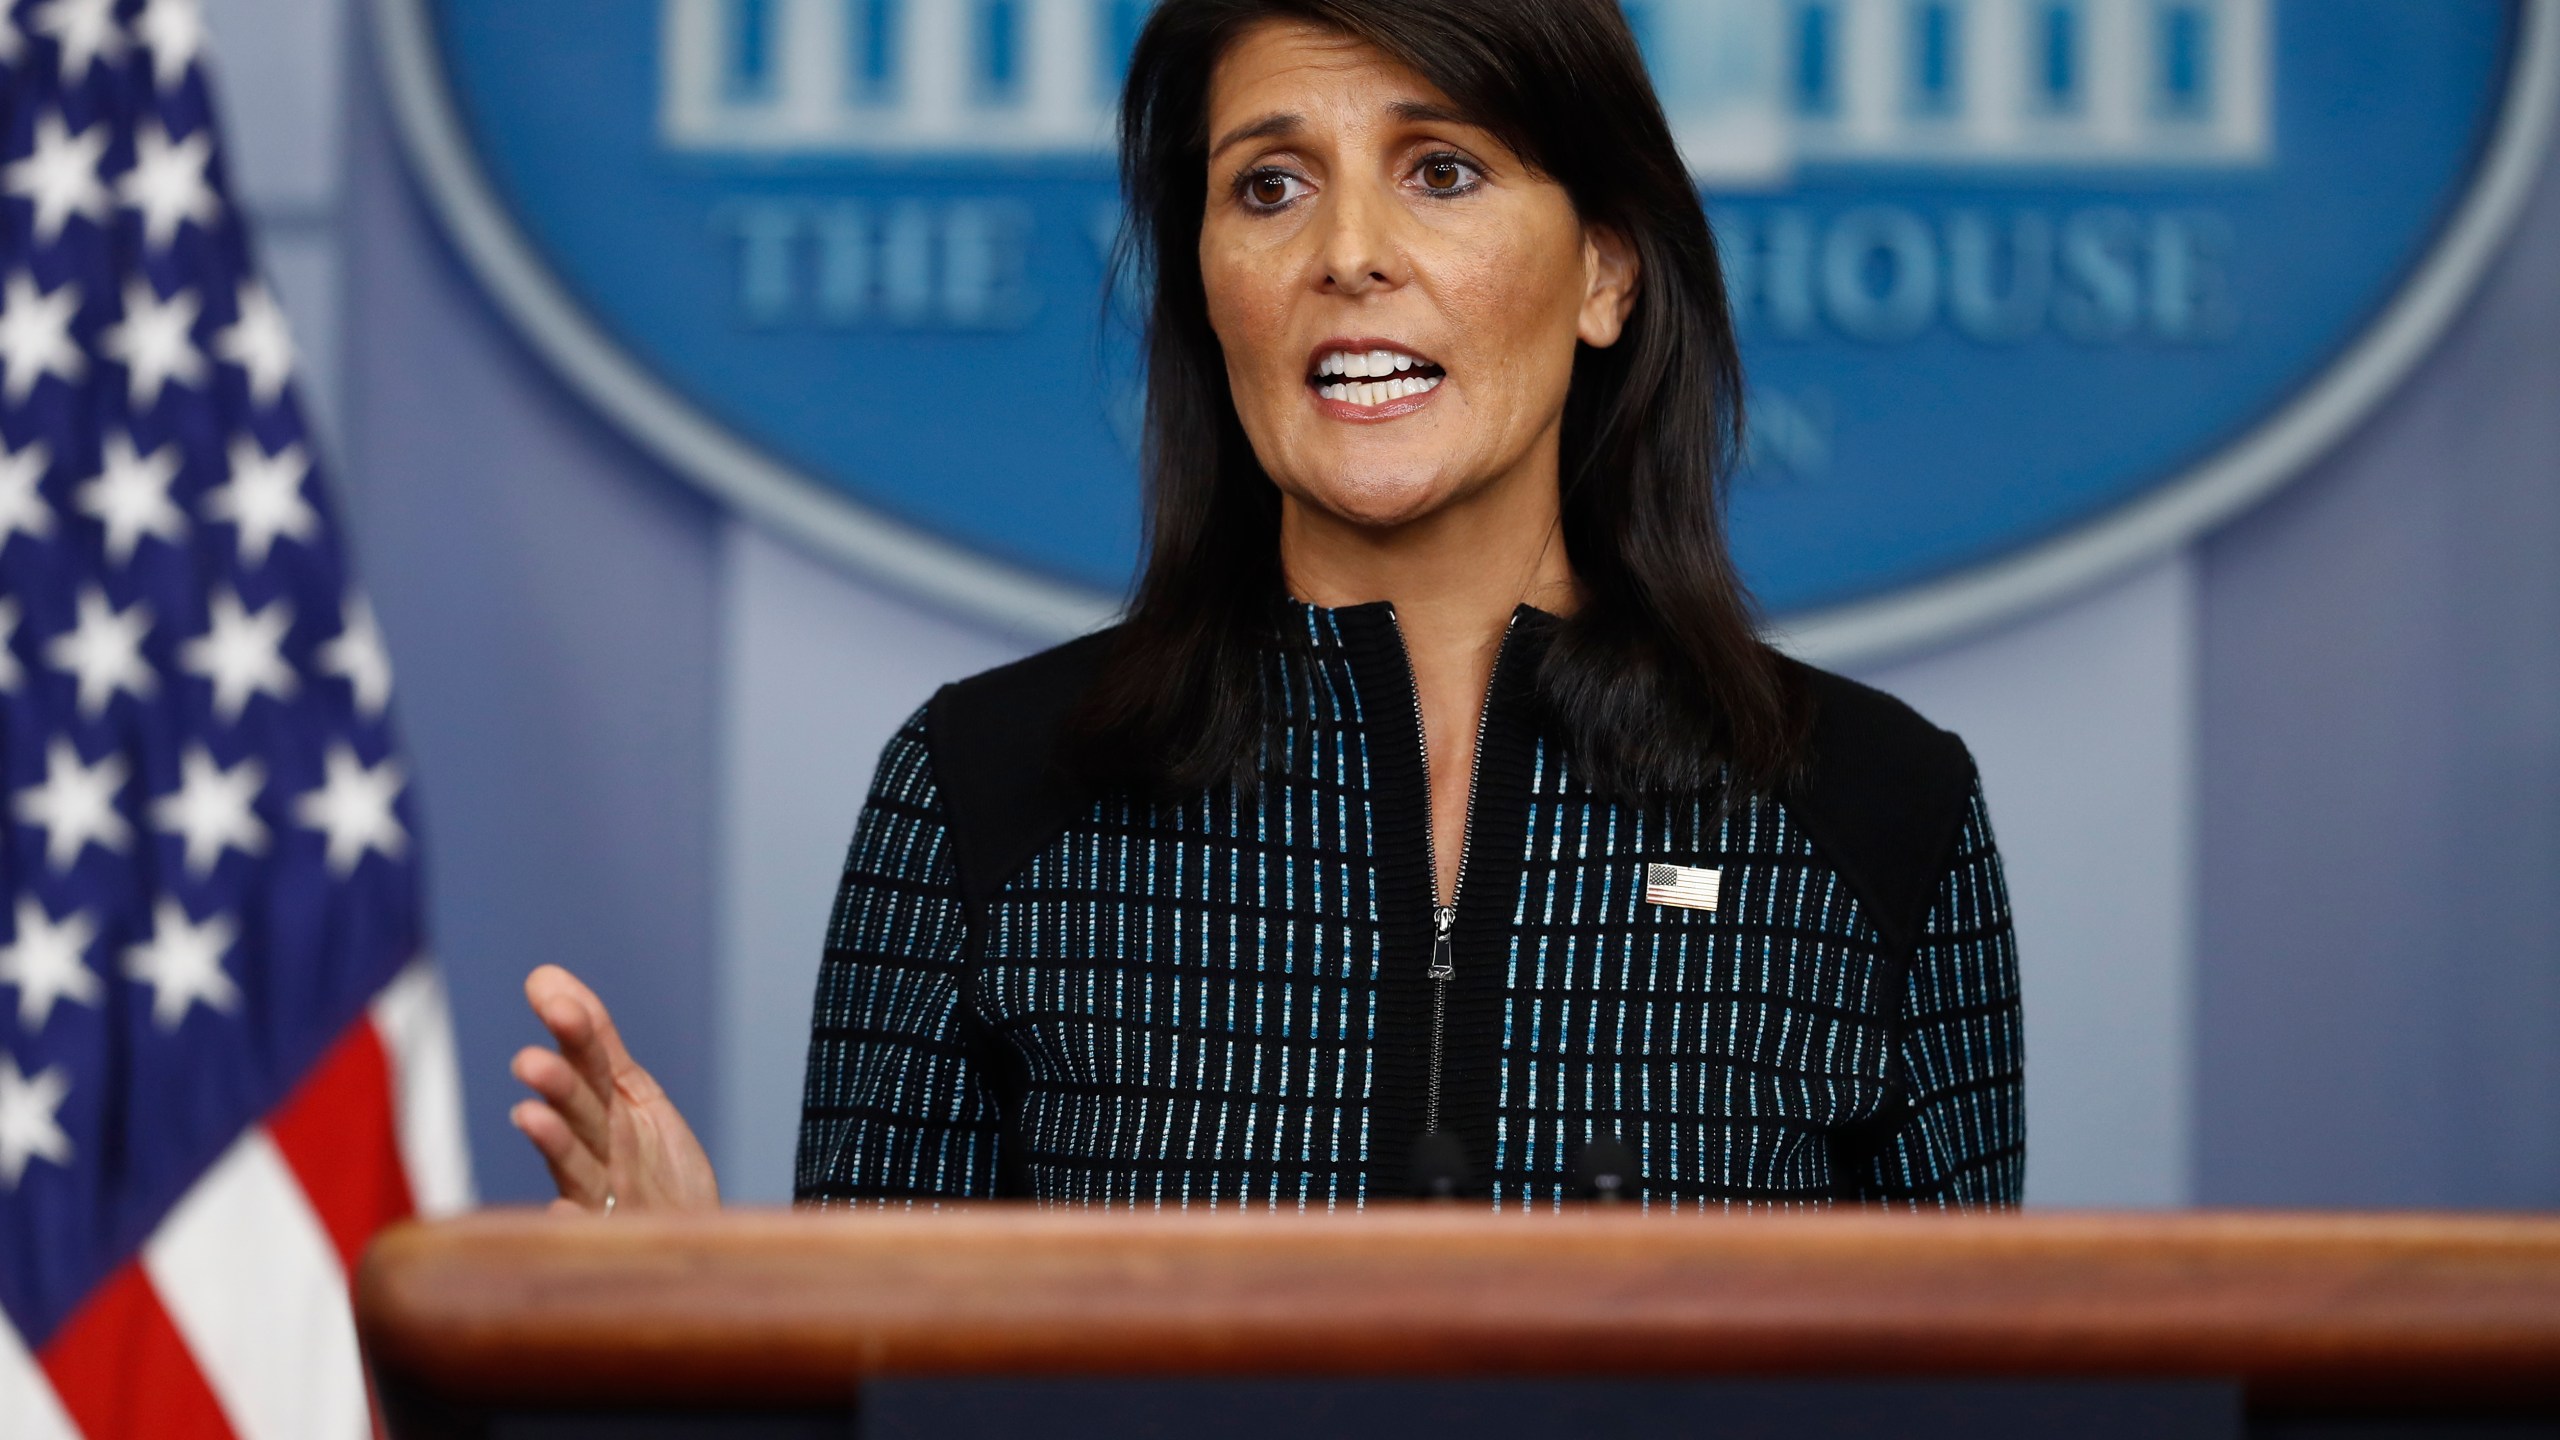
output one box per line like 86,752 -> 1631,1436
1391,610 -> 1517,1139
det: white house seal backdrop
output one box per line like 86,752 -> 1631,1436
376,0 -> 2556,660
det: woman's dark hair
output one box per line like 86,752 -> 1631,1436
1073,0 -> 1809,798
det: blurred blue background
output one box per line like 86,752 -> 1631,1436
208,0 -> 2558,1208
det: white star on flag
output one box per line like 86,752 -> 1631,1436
0,1056 -> 73,1190
123,897 -> 242,1032
118,120 -> 221,252
77,432 -> 188,564
0,896 -> 102,1031
318,594 -> 394,718
14,738 -> 133,871
134,0 -> 206,91
214,282 -> 296,406
98,279 -> 208,409
151,746 -> 269,876
204,436 -> 317,567
0,438 -> 54,551
27,0 -> 128,78
181,589 -> 297,722
45,586 -> 157,718
295,743 -> 407,876
0,270 -> 86,403
0,599 -> 20,691
2,110 -> 111,243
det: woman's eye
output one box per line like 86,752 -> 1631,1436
1240,169 -> 1308,209
1415,155 -> 1481,194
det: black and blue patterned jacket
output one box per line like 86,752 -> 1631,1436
795,602 -> 2023,1208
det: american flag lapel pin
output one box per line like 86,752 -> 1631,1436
1645,863 -> 1722,914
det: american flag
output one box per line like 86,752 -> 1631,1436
1643,863 -> 1723,914
0,1 -> 471,1435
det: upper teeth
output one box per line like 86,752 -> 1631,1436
1316,373 -> 1443,406
1317,349 -> 1423,378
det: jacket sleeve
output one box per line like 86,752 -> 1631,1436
1853,778 -> 2027,1206
794,708 -> 1007,1203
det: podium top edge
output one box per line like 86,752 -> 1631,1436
355,1207 -> 2560,1415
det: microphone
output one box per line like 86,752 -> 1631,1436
1408,1130 -> 1473,1200
1572,1135 -> 1639,1203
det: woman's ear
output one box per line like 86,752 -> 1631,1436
1578,225 -> 1642,348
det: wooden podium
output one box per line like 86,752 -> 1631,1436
356,1209 -> 2560,1439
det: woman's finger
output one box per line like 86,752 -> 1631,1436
510,1044 -> 614,1161
588,1008 -> 665,1107
526,967 -> 630,1115
528,965 -> 657,1103
567,979 -> 662,1107
508,1097 -> 579,1170
511,1099 -> 610,1204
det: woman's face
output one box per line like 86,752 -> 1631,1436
1198,21 -> 1638,533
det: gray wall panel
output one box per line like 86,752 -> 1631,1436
2195,132 -> 2560,1207
342,51 -> 724,1205
1859,556 -> 2198,1207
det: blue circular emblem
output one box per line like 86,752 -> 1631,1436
374,0 -> 2555,657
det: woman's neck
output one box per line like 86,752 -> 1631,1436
1279,475 -> 1579,640
1280,477 -> 1576,903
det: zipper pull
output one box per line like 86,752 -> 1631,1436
1429,905 -> 1456,981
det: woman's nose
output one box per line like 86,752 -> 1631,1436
1315,185 -> 1406,296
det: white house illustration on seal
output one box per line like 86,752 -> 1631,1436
660,0 -> 2269,180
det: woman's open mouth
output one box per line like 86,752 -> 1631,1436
1306,343 -> 1446,416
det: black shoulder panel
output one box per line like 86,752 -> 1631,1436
1782,662 -> 1981,953
923,627 -> 1118,912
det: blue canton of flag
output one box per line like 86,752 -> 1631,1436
0,2 -> 468,1436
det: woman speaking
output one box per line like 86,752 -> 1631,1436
506,0 -> 2023,1211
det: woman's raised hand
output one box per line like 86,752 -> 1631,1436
508,964 -> 720,1215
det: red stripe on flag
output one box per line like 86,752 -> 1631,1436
267,1019 -> 417,1277
39,1262 -> 238,1440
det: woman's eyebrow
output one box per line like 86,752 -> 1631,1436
1387,99 -> 1476,128
1209,112 -> 1302,158
1210,98 -> 1479,159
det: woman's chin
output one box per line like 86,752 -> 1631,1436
1287,473 -> 1467,534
